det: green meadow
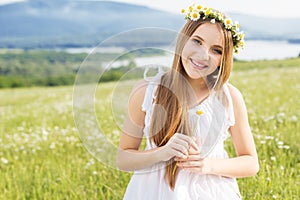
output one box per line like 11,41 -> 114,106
0,58 -> 299,199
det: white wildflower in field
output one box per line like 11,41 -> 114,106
276,113 -> 285,118
85,158 -> 95,169
263,116 -> 274,122
270,156 -> 276,161
290,115 -> 298,122
277,141 -> 284,145
265,136 -> 274,140
1,157 -> 9,164
50,143 -> 56,149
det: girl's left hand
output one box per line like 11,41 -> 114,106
174,146 -> 212,174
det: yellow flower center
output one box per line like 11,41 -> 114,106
196,110 -> 204,115
196,5 -> 202,10
192,13 -> 198,19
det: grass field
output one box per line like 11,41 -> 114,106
0,58 -> 299,199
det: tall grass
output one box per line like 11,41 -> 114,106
0,58 -> 299,199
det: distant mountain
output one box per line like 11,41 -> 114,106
229,13 -> 300,40
0,0 -> 300,49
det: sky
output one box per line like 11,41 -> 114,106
1,0 -> 300,18
110,0 -> 300,18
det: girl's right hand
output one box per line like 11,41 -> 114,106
158,133 -> 197,161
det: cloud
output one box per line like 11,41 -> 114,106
0,0 -> 26,6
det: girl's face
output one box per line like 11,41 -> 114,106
181,23 -> 224,80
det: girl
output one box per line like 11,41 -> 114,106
117,4 -> 259,200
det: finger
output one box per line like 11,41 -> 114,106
183,154 -> 201,161
171,149 -> 188,159
173,135 -> 193,152
173,139 -> 190,151
175,154 -> 201,162
171,143 -> 189,155
170,134 -> 190,150
178,161 -> 202,168
190,140 -> 200,151
188,147 -> 201,155
174,133 -> 194,146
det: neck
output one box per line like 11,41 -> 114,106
186,76 -> 210,106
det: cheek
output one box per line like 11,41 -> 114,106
181,41 -> 194,59
181,45 -> 188,60
211,55 -> 222,67
180,45 -> 190,68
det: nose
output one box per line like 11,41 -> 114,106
197,46 -> 209,60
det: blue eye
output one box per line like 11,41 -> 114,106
192,39 -> 202,45
213,49 -> 222,55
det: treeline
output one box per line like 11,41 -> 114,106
2,49 -> 299,88
0,49 -> 161,88
0,51 -> 84,88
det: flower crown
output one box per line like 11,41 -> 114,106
181,4 -> 245,54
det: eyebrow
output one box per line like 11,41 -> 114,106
192,35 -> 223,49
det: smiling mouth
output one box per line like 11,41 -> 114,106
190,58 -> 208,70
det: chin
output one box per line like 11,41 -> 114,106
186,72 -> 205,80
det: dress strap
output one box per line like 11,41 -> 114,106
141,66 -> 165,112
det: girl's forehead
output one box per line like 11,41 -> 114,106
191,23 -> 223,45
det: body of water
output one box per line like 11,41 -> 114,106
133,40 -> 300,68
67,40 -> 300,69
234,40 -> 300,61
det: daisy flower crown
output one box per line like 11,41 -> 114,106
181,4 -> 245,54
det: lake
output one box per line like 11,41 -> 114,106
234,40 -> 300,61
134,40 -> 300,68
65,40 -> 300,68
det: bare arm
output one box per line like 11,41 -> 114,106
209,84 -> 259,177
116,80 -> 195,171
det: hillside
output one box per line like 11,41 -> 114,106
0,0 -> 300,49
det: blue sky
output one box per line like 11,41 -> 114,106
1,0 -> 300,18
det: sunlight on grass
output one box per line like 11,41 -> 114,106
0,59 -> 299,199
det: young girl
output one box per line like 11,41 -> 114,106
117,4 -> 259,200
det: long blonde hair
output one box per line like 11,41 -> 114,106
149,18 -> 234,190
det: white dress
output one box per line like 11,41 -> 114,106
123,71 -> 242,200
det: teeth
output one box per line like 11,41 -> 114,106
191,59 -> 204,68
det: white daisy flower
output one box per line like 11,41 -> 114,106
1,157 -> 8,164
234,21 -> 240,30
181,8 -> 186,14
181,4 -> 245,54
190,11 -> 200,21
194,4 -> 203,11
225,18 -> 232,29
